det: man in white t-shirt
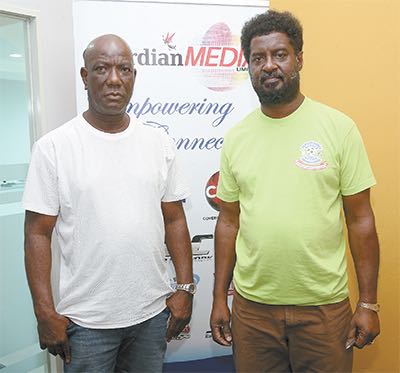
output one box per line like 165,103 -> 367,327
23,34 -> 194,372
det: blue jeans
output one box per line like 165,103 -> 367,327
64,308 -> 169,373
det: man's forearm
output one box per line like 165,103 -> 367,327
343,190 -> 380,303
25,215 -> 71,362
210,200 -> 239,346
162,201 -> 193,283
165,218 -> 193,283
348,216 -> 380,303
213,216 -> 238,302
162,201 -> 193,341
25,233 -> 57,319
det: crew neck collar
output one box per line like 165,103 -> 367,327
80,113 -> 135,139
257,96 -> 310,124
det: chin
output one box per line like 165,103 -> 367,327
105,103 -> 128,112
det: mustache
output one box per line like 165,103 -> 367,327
260,72 -> 283,83
260,71 -> 299,83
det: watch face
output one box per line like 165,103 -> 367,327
188,284 -> 196,293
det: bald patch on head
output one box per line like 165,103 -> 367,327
82,34 -> 133,66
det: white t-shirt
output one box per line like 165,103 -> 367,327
22,115 -> 190,328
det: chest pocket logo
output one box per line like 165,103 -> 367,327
295,140 -> 328,170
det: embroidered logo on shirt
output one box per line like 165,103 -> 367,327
295,141 -> 328,170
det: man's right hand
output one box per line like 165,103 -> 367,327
37,313 -> 71,364
210,301 -> 232,346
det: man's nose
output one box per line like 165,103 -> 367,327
262,56 -> 277,72
107,67 -> 121,85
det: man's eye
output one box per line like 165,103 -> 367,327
95,66 -> 106,72
275,52 -> 287,60
121,66 -> 132,73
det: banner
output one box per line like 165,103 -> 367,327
73,0 -> 267,362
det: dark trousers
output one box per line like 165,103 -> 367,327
232,291 -> 353,373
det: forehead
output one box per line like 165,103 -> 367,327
86,39 -> 133,63
250,32 -> 294,53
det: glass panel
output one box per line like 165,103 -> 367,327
0,14 -> 31,196
0,12 -> 47,373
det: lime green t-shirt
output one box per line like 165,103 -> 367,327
217,97 -> 376,305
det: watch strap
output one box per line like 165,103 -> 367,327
175,282 -> 196,295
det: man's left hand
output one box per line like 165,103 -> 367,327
165,291 -> 193,342
346,307 -> 380,349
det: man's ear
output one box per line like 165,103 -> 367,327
296,51 -> 304,71
80,67 -> 88,90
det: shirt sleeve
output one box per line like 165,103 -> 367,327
340,125 -> 376,196
162,136 -> 190,202
22,139 -> 60,216
216,138 -> 239,202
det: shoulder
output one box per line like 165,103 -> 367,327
305,97 -> 356,132
223,108 -> 260,144
33,116 -> 81,154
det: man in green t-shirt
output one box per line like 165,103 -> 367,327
210,10 -> 380,373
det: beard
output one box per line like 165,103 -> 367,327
251,70 -> 300,106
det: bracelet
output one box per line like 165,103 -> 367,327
357,302 -> 380,313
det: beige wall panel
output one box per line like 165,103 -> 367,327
268,1 -> 399,372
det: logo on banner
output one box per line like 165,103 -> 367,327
132,23 -> 248,91
162,32 -> 176,50
191,234 -> 214,262
166,236 -> 213,262
203,215 -> 217,221
190,22 -> 248,91
174,324 -> 191,340
205,171 -> 221,211
143,120 -> 170,133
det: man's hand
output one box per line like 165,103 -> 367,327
345,307 -> 380,349
166,291 -> 193,342
37,313 -> 71,363
210,301 -> 232,346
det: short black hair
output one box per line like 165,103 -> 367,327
241,9 -> 303,63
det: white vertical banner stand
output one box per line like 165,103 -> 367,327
73,0 -> 268,362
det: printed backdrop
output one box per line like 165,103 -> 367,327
73,0 -> 267,362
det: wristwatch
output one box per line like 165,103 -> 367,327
175,282 -> 196,295
357,302 -> 380,313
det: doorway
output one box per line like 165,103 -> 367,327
0,11 -> 48,373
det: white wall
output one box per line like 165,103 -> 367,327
0,0 -> 77,137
